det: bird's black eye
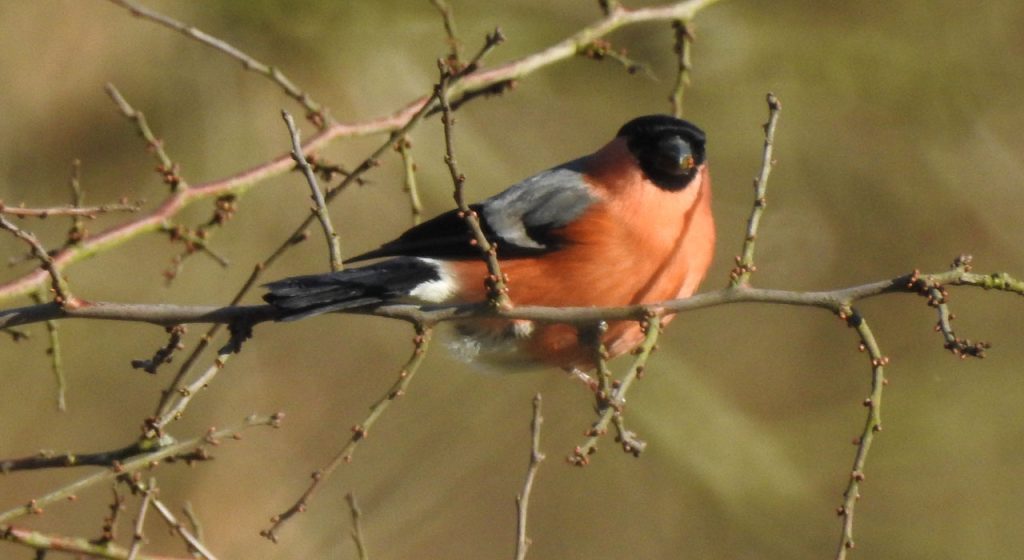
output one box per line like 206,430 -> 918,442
618,115 -> 706,192
653,135 -> 697,176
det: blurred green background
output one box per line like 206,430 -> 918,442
2,1 -> 1023,558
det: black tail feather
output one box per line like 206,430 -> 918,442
263,257 -> 442,321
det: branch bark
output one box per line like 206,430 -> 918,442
3,268 -> 1020,331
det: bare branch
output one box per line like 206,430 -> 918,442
579,39 -> 657,79
669,20 -> 693,117
571,314 -> 661,465
125,479 -> 155,560
30,291 -> 66,411
105,0 -> 329,127
345,493 -> 370,560
436,30 -> 512,309
5,267 -> 1021,332
67,158 -> 86,244
105,83 -> 184,192
514,394 -> 545,560
834,307 -> 887,559
0,215 -> 74,306
147,322 -> 253,435
731,93 -> 781,287
282,110 -> 343,272
262,324 -> 432,542
395,136 -> 424,225
180,502 -> 204,550
431,0 -> 462,67
149,494 -> 216,560
0,413 -> 282,524
0,202 -> 141,219
0,524 -> 189,560
130,324 -> 187,375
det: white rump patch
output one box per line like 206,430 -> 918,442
407,258 -> 458,303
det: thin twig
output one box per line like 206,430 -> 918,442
30,290 -> 66,411
345,493 -> 370,560
514,394 -> 545,560
282,110 -> 343,272
395,136 -> 424,225
125,479 -> 156,560
161,225 -> 231,268
105,83 -> 184,192
130,324 -> 187,375
0,413 -> 282,524
921,256 -> 990,358
180,501 -> 204,549
0,203 -> 140,219
589,321 -> 613,398
834,307 -> 887,559
0,215 -> 74,306
262,324 -> 433,542
106,0 -> 330,127
0,441 -> 158,473
67,159 -> 87,244
149,495 -> 216,560
96,486 -> 126,545
437,36 -> 512,309
148,322 -> 252,435
731,93 -> 781,287
579,39 -> 657,79
430,0 -> 462,67
570,314 -> 661,465
0,525 -> 190,560
669,20 -> 693,118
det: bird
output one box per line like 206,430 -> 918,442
264,114 -> 715,372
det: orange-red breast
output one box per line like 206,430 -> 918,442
265,115 -> 715,371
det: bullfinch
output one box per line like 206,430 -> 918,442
264,115 -> 714,372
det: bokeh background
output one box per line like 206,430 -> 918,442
2,1 -> 1023,558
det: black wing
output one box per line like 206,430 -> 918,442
345,158 -> 597,263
